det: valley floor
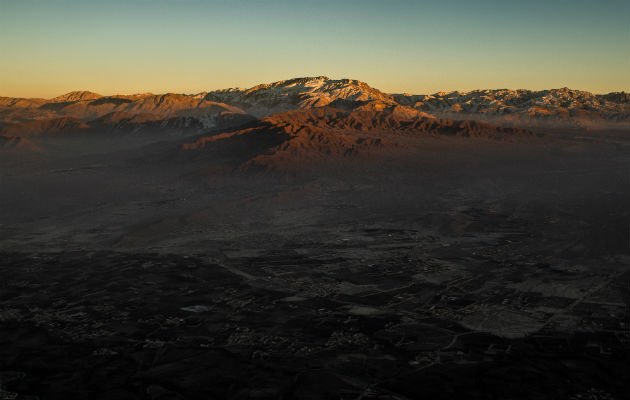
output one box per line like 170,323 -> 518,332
0,131 -> 628,399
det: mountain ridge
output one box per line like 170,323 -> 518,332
1,77 -> 628,140
179,105 -> 534,174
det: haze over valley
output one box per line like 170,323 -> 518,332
1,0 -> 629,398
1,75 -> 628,399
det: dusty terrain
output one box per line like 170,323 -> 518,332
1,123 -> 628,399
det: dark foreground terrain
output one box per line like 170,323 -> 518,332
1,249 -> 628,400
1,129 -> 629,399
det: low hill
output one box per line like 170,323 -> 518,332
181,105 -> 532,173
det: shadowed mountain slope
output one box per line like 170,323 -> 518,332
0,135 -> 42,151
1,78 -> 627,137
181,106 -> 533,173
1,77 -> 626,147
0,117 -> 89,137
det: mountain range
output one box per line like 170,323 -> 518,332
1,77 -> 627,167
2,77 -> 627,134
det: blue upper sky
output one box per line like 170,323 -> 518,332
1,0 -> 628,97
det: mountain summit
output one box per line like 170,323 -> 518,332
203,76 -> 395,116
1,77 -> 628,140
51,91 -> 103,103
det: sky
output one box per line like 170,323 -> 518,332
0,0 -> 628,98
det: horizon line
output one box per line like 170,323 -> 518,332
2,77 -> 628,100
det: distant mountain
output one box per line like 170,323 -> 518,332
0,117 -> 89,137
50,91 -> 103,103
0,92 -> 251,133
0,111 -> 255,139
203,76 -> 396,117
0,135 -> 41,151
1,77 -> 627,143
259,105 -> 531,138
393,88 -> 630,129
181,105 -> 532,173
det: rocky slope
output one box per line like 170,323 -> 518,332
260,105 -> 532,138
0,92 -> 251,134
0,112 -> 255,140
393,88 -> 630,129
1,77 -> 627,141
203,76 -> 396,117
0,117 -> 89,137
0,135 -> 41,151
50,90 -> 103,103
181,105 -> 532,173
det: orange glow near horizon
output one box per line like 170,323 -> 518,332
1,0 -> 628,98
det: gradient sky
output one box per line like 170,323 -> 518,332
1,0 -> 628,98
